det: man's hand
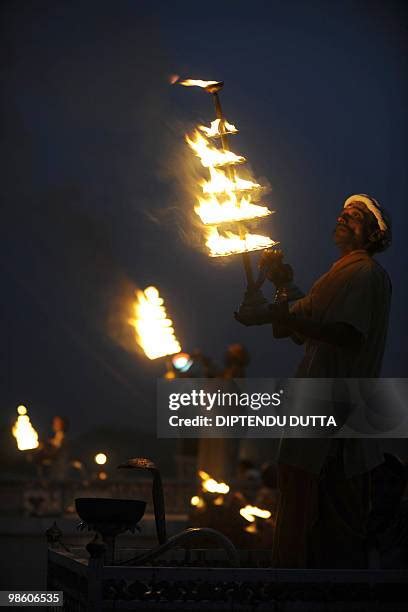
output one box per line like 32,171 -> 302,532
234,303 -> 289,327
259,249 -> 294,288
234,307 -> 272,327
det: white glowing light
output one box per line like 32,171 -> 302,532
94,453 -> 107,465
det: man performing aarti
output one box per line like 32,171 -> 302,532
235,193 -> 392,568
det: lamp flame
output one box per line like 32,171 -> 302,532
12,405 -> 39,451
240,504 -> 272,523
186,131 -> 245,168
206,228 -> 276,257
179,79 -> 220,89
196,193 -> 270,226
129,286 -> 181,360
200,167 -> 261,197
198,470 -> 230,495
199,118 -> 238,138
190,495 -> 205,508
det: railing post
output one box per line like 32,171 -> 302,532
86,533 -> 106,612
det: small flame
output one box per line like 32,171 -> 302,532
186,131 -> 245,168
206,228 -> 277,257
190,495 -> 205,508
198,470 -> 230,495
240,505 -> 272,523
129,286 -> 181,360
179,79 -> 220,88
12,405 -> 39,451
199,118 -> 238,138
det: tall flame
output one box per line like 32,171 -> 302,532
12,405 -> 39,451
129,286 -> 181,360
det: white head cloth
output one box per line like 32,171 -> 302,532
344,194 -> 388,232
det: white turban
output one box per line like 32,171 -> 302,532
344,194 -> 388,232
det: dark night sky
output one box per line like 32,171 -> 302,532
1,0 -> 407,438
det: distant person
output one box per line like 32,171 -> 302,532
222,343 -> 250,378
36,416 -> 70,480
196,345 -> 250,482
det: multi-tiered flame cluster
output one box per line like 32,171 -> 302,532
181,79 -> 277,258
129,286 -> 181,360
12,405 -> 39,451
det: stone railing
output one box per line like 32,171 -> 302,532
46,536 -> 408,612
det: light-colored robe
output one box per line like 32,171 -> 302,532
278,249 -> 392,476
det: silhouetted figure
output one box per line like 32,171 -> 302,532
222,343 -> 250,378
236,194 -> 392,568
37,416 -> 70,481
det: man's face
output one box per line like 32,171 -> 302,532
333,202 -> 377,250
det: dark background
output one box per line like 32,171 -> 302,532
1,0 -> 407,448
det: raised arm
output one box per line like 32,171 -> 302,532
234,249 -> 364,350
